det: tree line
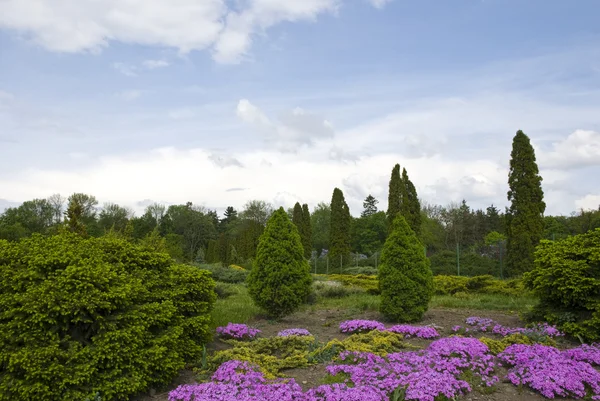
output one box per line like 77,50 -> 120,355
1,130 -> 599,277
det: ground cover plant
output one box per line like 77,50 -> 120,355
170,321 -> 600,401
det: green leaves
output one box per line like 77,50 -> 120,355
524,228 -> 600,341
378,214 -> 433,322
247,208 -> 312,319
0,232 -> 216,401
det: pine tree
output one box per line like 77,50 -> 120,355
387,164 -> 402,230
506,130 -> 546,277
361,195 -> 379,217
329,188 -> 351,269
379,214 -> 433,322
247,208 -> 312,318
401,168 -> 421,236
301,204 -> 312,259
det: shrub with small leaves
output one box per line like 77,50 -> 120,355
0,233 -> 216,401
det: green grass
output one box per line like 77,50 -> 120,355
209,283 -> 537,329
430,294 -> 537,312
209,283 -> 261,330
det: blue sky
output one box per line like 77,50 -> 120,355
1,0 -> 599,216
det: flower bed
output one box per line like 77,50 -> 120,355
339,320 -> 385,333
216,323 -> 261,340
452,316 -> 563,338
387,325 -> 440,339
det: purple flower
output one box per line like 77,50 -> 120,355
278,328 -> 312,337
216,323 -> 261,340
386,325 -> 440,339
339,320 -> 385,334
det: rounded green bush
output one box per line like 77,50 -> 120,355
247,208 -> 312,319
0,233 -> 216,401
378,214 -> 433,322
523,228 -> 600,341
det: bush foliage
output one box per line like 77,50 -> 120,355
523,228 -> 600,341
378,214 -> 434,322
247,208 -> 312,318
0,233 -> 216,401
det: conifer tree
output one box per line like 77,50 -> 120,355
387,164 -> 402,230
301,204 -> 312,259
401,168 -> 422,236
379,214 -> 433,322
361,195 -> 379,217
292,202 -> 304,233
205,239 -> 217,263
247,208 -> 312,318
506,130 -> 546,276
329,188 -> 351,269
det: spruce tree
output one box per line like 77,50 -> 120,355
387,164 -> 402,230
506,130 -> 546,277
401,168 -> 422,236
247,208 -> 312,318
329,188 -> 351,269
379,214 -> 433,322
361,195 -> 379,217
301,204 -> 312,259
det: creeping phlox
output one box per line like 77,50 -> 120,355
452,316 -> 563,338
278,329 -> 312,337
172,330 -> 600,401
339,320 -> 440,339
216,323 -> 261,340
499,344 -> 600,400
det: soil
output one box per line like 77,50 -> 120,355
134,307 -> 580,401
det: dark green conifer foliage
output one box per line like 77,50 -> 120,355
506,130 -> 546,277
301,204 -> 312,259
401,168 -> 422,236
292,202 -> 304,234
379,214 -> 433,322
361,194 -> 379,217
387,164 -> 402,230
329,188 -> 351,267
247,208 -> 312,318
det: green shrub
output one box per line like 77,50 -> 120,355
523,229 -> 600,342
313,281 -> 363,298
344,266 -> 378,275
202,264 -> 249,283
434,274 -> 525,297
214,282 -> 238,299
247,208 -> 312,319
0,233 -> 216,401
379,214 -> 433,322
433,275 -> 470,295
326,274 -> 379,294
479,333 -> 555,355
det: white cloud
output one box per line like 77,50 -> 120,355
112,62 -> 137,76
575,194 -> 600,211
367,0 -> 393,9
142,59 -> 170,69
236,99 -> 334,151
538,130 -> 600,170
0,0 -> 357,64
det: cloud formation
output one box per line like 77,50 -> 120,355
0,0 -> 372,64
538,130 -> 600,170
237,99 -> 334,152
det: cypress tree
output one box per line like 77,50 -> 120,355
506,130 -> 546,277
205,239 -> 217,263
301,204 -> 312,259
292,202 -> 304,236
247,208 -> 312,318
387,164 -> 402,230
401,168 -> 422,236
379,214 -> 433,322
217,233 -> 228,266
329,188 -> 351,269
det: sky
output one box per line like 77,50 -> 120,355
1,0 -> 599,218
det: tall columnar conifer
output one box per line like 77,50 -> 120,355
301,204 -> 312,259
247,208 -> 312,318
379,214 -> 433,322
329,188 -> 351,268
387,164 -> 402,230
401,168 -> 422,236
506,130 -> 546,277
